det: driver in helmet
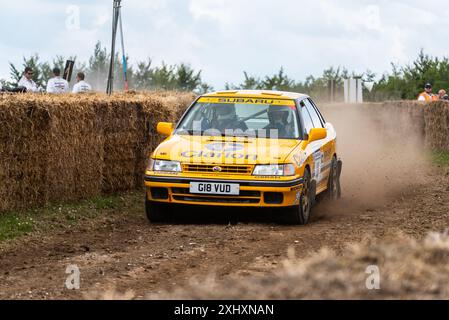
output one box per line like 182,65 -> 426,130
211,104 -> 248,133
265,106 -> 292,138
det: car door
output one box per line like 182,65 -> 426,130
300,99 -> 333,188
307,99 -> 335,173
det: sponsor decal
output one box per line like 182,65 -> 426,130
180,151 -> 258,161
206,143 -> 244,152
198,97 -> 296,107
181,142 -> 257,160
312,150 -> 324,181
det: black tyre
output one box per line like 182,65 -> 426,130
145,198 -> 169,223
327,156 -> 342,200
285,169 -> 312,225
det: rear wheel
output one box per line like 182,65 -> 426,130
285,169 -> 312,225
327,156 -> 342,200
145,198 -> 169,223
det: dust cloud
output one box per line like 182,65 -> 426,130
321,103 -> 428,209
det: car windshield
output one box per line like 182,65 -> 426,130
176,97 -> 300,139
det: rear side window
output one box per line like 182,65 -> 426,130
303,99 -> 324,128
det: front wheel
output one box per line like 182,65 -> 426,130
285,169 -> 312,225
145,199 -> 170,223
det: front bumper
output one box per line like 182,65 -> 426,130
144,175 -> 304,207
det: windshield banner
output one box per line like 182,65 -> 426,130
198,97 -> 296,107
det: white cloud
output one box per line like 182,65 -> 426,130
92,13 -> 109,29
1,0 -> 449,88
189,0 -> 228,22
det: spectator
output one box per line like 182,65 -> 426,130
438,89 -> 449,100
18,67 -> 38,92
46,67 -> 69,94
72,72 -> 92,93
418,83 -> 438,102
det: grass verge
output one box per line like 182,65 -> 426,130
430,151 -> 449,167
0,191 -> 143,243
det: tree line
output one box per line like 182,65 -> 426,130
225,50 -> 449,102
2,42 -> 212,93
2,44 -> 448,101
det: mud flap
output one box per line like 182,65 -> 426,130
336,160 -> 343,199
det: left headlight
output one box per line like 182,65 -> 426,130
253,164 -> 296,176
151,159 -> 182,172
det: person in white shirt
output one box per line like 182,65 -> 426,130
46,68 -> 69,94
72,72 -> 92,93
18,67 -> 39,92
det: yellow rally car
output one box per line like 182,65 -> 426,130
144,90 -> 342,224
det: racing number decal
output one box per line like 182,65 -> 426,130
312,150 -> 324,181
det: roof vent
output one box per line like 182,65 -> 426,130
261,92 -> 283,96
217,91 -> 238,95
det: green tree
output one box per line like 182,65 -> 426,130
134,58 -> 153,90
366,49 -> 449,101
175,63 -> 202,91
150,62 -> 176,90
87,42 -> 109,90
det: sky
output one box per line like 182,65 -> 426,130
1,0 -> 449,89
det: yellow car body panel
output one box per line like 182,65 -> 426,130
144,90 -> 338,208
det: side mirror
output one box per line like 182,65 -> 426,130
302,128 -> 327,150
309,128 -> 327,142
157,122 -> 174,136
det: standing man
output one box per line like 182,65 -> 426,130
18,67 -> 38,92
72,72 -> 92,93
46,68 -> 69,94
418,83 -> 438,102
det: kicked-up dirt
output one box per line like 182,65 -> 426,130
1,104 -> 449,300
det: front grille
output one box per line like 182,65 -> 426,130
172,195 -> 260,204
172,188 -> 260,198
183,164 -> 253,175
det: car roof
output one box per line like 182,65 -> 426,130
202,90 -> 309,100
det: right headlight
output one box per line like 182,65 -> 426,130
151,159 -> 182,172
252,164 -> 296,176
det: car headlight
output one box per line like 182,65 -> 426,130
151,160 -> 182,172
253,164 -> 296,176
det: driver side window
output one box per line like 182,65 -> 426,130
300,100 -> 314,137
304,99 -> 324,128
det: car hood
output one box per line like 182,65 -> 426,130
152,135 -> 301,165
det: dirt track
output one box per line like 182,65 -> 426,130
1,105 -> 449,299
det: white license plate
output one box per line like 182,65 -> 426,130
190,182 -> 240,195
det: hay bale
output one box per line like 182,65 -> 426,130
0,95 -> 52,211
45,96 -> 103,202
0,91 -> 195,212
424,101 -> 449,151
